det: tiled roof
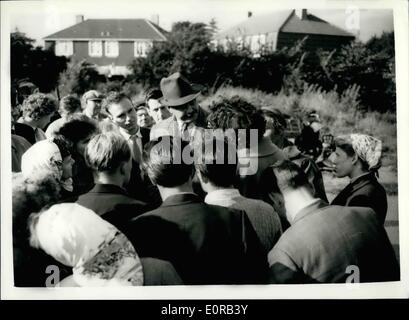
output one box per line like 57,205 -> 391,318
44,19 -> 167,41
216,10 -> 354,39
281,13 -> 355,37
216,10 -> 292,39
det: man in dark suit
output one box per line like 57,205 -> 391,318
102,92 -> 160,207
125,137 -> 268,285
76,131 -> 148,232
267,161 -> 399,284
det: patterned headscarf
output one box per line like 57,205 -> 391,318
21,139 -> 73,192
338,134 -> 382,172
30,203 -> 144,286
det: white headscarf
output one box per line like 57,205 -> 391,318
349,134 -> 382,171
21,139 -> 73,192
30,203 -> 144,286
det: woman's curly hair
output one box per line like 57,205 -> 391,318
21,93 -> 57,121
12,171 -> 62,244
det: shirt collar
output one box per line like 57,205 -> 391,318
119,126 -> 141,140
204,188 -> 241,204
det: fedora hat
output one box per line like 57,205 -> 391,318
160,72 -> 200,107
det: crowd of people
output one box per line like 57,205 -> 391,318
11,72 -> 399,287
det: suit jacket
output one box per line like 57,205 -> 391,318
13,122 -> 36,145
76,184 -> 148,233
331,172 -> 388,225
268,200 -> 399,284
125,193 -> 268,285
124,126 -> 162,208
149,107 -> 208,141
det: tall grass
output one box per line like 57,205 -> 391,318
200,85 -> 397,169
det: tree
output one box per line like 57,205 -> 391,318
10,30 -> 68,95
128,21 -> 215,88
58,60 -> 100,97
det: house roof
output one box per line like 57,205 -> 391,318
216,10 -> 292,39
216,10 -> 355,39
44,19 -> 168,41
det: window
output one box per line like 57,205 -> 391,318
134,41 -> 152,57
89,41 -> 102,57
55,41 -> 73,56
105,41 -> 119,57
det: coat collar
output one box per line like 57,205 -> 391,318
293,199 -> 329,224
88,183 -> 129,196
161,193 -> 201,207
342,172 -> 376,195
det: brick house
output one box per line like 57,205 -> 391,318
214,9 -> 355,54
44,16 -> 167,76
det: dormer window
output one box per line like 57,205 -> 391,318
89,41 -> 103,57
55,41 -> 73,56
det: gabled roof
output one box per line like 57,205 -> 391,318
216,10 -> 292,39
44,19 -> 167,41
216,10 -> 355,39
281,12 -> 355,37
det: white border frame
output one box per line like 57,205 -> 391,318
1,0 -> 408,300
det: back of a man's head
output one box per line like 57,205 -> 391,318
268,160 -> 313,195
195,138 -> 238,188
142,136 -> 194,188
59,94 -> 81,117
85,132 -> 131,174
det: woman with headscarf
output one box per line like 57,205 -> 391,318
330,133 -> 387,225
29,203 -> 183,286
21,137 -> 75,200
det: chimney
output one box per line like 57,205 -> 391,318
76,15 -> 84,24
248,11 -> 253,18
295,9 -> 307,20
150,14 -> 159,26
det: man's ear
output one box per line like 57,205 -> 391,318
119,161 -> 128,176
351,153 -> 359,165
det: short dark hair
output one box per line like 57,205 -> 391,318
59,94 -> 81,116
51,135 -> 73,159
195,138 -> 238,188
142,136 -> 194,187
102,91 -> 132,115
267,160 -> 313,193
207,96 -> 266,146
21,93 -> 57,120
145,88 -> 162,102
85,132 -> 131,173
57,114 -> 99,145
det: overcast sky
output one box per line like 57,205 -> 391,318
4,0 -> 394,46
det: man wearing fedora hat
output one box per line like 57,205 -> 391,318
150,72 -> 208,142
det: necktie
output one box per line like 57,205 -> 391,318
129,134 -> 143,164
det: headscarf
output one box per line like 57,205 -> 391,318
338,134 -> 382,172
21,139 -> 73,192
30,203 -> 144,286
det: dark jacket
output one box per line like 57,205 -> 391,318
76,184 -> 148,232
331,172 -> 388,225
125,193 -> 268,285
125,127 -> 162,208
268,200 -> 399,283
13,122 -> 36,145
